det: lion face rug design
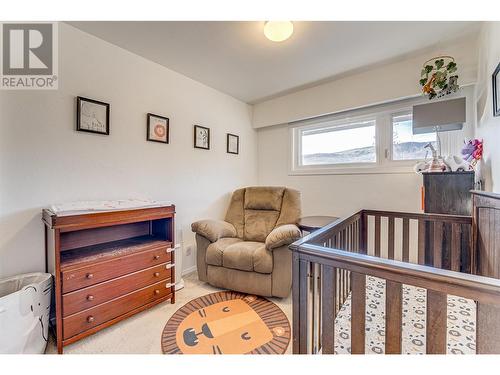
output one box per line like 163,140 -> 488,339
161,291 -> 290,354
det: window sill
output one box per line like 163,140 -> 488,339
289,164 -> 417,176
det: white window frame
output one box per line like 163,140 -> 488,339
289,97 -> 434,176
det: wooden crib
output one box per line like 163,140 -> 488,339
290,191 -> 500,354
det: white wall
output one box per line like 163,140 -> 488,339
0,23 -> 257,279
474,22 -> 500,192
253,34 -> 479,128
256,45 -> 478,218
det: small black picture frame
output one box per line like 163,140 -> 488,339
147,113 -> 170,144
76,96 -> 110,135
227,133 -> 239,154
493,62 -> 500,117
194,125 -> 210,150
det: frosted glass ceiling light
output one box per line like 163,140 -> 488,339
264,21 -> 294,42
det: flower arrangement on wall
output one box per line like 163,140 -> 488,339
420,56 -> 459,100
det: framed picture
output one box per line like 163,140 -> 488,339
147,113 -> 169,143
227,133 -> 239,154
493,62 -> 500,117
76,96 -> 110,135
194,125 -> 210,150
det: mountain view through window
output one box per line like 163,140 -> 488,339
301,120 -> 376,165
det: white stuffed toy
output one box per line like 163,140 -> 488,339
444,155 -> 470,172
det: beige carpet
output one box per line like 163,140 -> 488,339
45,272 -> 292,354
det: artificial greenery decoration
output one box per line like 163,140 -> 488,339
420,56 -> 459,100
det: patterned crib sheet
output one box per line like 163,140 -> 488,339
334,276 -> 476,354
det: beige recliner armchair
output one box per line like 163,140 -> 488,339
191,186 -> 301,298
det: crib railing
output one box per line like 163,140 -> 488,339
291,210 -> 500,354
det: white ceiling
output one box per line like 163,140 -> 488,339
68,21 -> 480,104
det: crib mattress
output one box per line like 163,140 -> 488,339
333,276 -> 476,354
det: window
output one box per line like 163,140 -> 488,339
301,119 -> 376,166
392,113 -> 437,161
290,96 -> 465,175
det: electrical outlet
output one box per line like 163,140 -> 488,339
185,245 -> 193,257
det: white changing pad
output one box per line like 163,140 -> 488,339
50,199 -> 167,216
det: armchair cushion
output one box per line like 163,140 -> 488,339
223,241 -> 273,274
244,210 -> 280,242
191,219 -> 237,243
206,237 -> 243,266
265,224 -> 301,250
244,186 -> 285,211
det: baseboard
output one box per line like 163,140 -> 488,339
181,265 -> 197,276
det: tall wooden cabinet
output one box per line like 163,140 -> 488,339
422,171 -> 475,215
421,172 -> 474,271
43,205 -> 176,353
472,191 -> 500,279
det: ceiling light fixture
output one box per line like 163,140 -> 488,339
264,21 -> 294,42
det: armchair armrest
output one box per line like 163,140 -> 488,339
191,219 -> 237,243
265,224 -> 301,251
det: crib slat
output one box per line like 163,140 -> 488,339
354,220 -> 359,252
299,259 -> 309,353
426,290 -> 447,354
433,222 -> 443,268
292,253 -> 300,354
321,265 -> 336,354
351,272 -> 366,354
388,216 -> 395,260
375,216 -> 381,257
350,224 -> 354,251
451,223 -> 461,272
385,280 -> 402,354
342,269 -> 346,305
311,263 -> 320,353
360,213 -> 368,254
418,219 -> 426,265
402,218 -> 410,262
477,302 -> 500,354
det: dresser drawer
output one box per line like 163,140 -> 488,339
62,262 -> 173,317
63,280 -> 173,340
61,246 -> 172,293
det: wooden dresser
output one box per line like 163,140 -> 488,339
42,205 -> 176,353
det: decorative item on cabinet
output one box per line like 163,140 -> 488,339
42,204 -> 176,353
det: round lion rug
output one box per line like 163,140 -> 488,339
161,291 -> 290,354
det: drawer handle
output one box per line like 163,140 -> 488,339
165,263 -> 175,269
87,316 -> 95,323
86,273 -> 94,279
154,289 -> 160,295
86,295 -> 94,301
153,255 -> 160,260
154,272 -> 160,277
